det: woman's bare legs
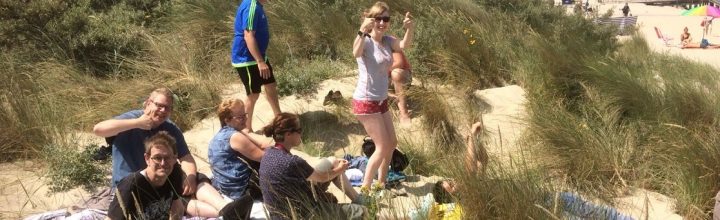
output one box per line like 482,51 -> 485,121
357,111 -> 398,189
186,182 -> 231,217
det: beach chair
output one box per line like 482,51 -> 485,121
654,27 -> 674,46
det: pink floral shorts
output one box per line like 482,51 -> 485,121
352,99 -> 389,115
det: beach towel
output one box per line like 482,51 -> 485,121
345,168 -> 364,187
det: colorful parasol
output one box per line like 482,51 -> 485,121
681,5 -> 720,17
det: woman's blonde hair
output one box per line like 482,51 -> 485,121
217,99 -> 244,126
365,1 -> 390,18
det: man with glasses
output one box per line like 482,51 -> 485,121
108,131 -> 184,220
94,87 -> 249,219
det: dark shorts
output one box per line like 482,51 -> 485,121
235,62 -> 276,95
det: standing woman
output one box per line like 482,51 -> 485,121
352,1 -> 402,191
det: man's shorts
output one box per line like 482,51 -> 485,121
235,62 -> 276,95
352,99 -> 389,115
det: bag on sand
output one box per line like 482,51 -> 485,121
362,137 -> 409,172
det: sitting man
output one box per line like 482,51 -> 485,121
389,12 -> 415,126
108,132 -> 184,220
94,87 -> 247,218
209,98 -> 267,201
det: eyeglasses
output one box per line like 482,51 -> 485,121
150,100 -> 173,111
150,155 -> 176,164
374,16 -> 391,22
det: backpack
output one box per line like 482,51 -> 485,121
361,137 -> 410,172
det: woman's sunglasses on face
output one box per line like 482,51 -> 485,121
374,16 -> 391,22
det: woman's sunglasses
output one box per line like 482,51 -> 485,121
374,16 -> 391,22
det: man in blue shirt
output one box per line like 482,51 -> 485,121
231,0 -> 281,133
93,87 -> 249,219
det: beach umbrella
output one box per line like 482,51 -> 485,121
681,5 -> 720,17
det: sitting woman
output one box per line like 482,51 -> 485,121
259,113 -> 365,219
680,27 -> 692,46
209,99 -> 267,201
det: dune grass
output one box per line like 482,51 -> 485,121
5,0 -> 720,219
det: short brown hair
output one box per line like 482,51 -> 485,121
148,87 -> 175,104
217,99 -> 245,126
144,131 -> 177,155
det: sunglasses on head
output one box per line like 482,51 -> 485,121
374,16 -> 391,22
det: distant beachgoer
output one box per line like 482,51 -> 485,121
93,87 -> 244,218
681,27 -> 693,46
258,113 -> 365,219
388,12 -> 415,126
209,98 -> 266,202
352,1 -> 402,191
231,0 -> 281,132
707,17 -> 714,35
622,3 -> 630,17
108,132 -> 184,220
682,39 -> 720,49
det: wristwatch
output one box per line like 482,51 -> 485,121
357,31 -> 369,38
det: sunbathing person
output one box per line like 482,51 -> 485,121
682,39 -> 720,49
258,113 -> 365,219
209,98 -> 266,201
421,121 -> 633,220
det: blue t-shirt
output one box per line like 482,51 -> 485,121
111,110 -> 190,188
208,126 -> 252,200
231,0 -> 270,67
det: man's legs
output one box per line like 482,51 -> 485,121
244,93 -> 260,132
263,82 -> 282,116
390,68 -> 411,125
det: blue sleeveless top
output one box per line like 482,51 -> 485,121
208,126 -> 251,200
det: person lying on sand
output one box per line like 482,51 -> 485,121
681,39 -> 720,49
